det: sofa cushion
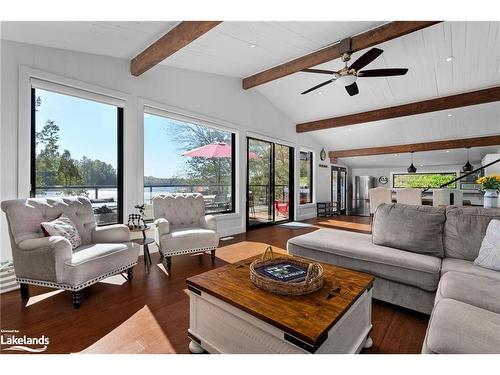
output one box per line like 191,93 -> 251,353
62,242 -> 139,286
159,227 -> 219,254
444,206 -> 500,261
287,229 -> 441,292
424,298 -> 500,354
372,203 -> 446,257
69,243 -> 129,266
435,271 -> 500,314
441,258 -> 500,282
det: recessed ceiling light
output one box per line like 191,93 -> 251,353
420,164 -> 424,167
249,44 -> 256,48
394,154 -> 398,156
347,128 -> 353,132
446,56 -> 454,62
446,150 -> 450,153
447,114 -> 453,117
318,91 -> 323,95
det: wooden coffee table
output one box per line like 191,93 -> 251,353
186,254 -> 374,354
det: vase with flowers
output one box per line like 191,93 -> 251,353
476,175 -> 500,208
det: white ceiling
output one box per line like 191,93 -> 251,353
1,21 -> 499,168
0,21 -> 179,59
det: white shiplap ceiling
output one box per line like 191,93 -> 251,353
256,22 -> 500,123
0,21 -> 179,59
161,21 -> 385,77
1,21 -> 499,167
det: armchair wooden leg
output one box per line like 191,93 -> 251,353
20,283 -> 30,299
211,250 -> 216,262
163,256 -> 172,273
127,267 -> 134,282
72,290 -> 83,309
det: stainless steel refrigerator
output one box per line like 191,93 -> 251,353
351,176 -> 376,216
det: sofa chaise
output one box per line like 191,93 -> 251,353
287,203 -> 500,354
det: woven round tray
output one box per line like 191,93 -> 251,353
249,246 -> 324,296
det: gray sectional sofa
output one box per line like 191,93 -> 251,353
287,203 -> 500,354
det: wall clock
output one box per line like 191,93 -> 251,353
379,176 -> 388,185
320,148 -> 326,161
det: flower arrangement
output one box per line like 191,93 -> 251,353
476,175 -> 500,190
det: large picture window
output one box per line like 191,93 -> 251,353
299,151 -> 313,204
143,111 -> 235,220
393,172 -> 457,189
31,87 -> 123,225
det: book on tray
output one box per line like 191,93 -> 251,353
255,262 -> 308,283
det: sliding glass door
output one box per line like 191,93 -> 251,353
247,137 -> 294,229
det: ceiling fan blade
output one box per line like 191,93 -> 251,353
349,48 -> 383,71
358,68 -> 409,77
345,82 -> 359,96
301,78 -> 336,95
301,68 -> 338,75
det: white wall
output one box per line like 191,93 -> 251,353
0,39 -> 327,261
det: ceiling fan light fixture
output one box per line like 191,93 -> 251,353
337,74 -> 357,87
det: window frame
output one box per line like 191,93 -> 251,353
30,86 -> 124,225
142,109 -> 236,216
299,150 -> 314,205
392,172 -> 458,189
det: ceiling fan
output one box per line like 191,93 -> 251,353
300,38 -> 408,96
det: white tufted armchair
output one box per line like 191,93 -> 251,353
153,193 -> 219,272
1,197 -> 140,308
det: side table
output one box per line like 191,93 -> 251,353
130,225 -> 154,272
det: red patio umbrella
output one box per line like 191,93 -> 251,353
181,142 -> 257,158
181,142 -> 257,184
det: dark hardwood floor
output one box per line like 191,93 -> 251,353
0,216 -> 428,354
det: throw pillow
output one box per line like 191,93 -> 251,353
41,214 -> 82,250
474,219 -> 500,271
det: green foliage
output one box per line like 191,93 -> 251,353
78,156 -> 116,186
393,173 -> 457,189
35,113 -> 117,192
35,120 -> 61,187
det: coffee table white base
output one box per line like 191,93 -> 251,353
188,287 -> 372,354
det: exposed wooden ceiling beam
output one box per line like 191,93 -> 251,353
297,85 -> 500,133
131,21 -> 222,76
329,135 -> 500,158
242,21 -> 441,90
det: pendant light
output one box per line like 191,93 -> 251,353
407,151 -> 417,173
462,147 -> 474,172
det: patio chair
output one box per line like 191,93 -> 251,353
1,197 -> 140,308
153,193 -> 219,272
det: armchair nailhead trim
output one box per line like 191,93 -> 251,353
16,262 -> 137,291
159,246 -> 217,257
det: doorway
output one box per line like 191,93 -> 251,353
331,166 -> 347,215
247,137 -> 294,229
